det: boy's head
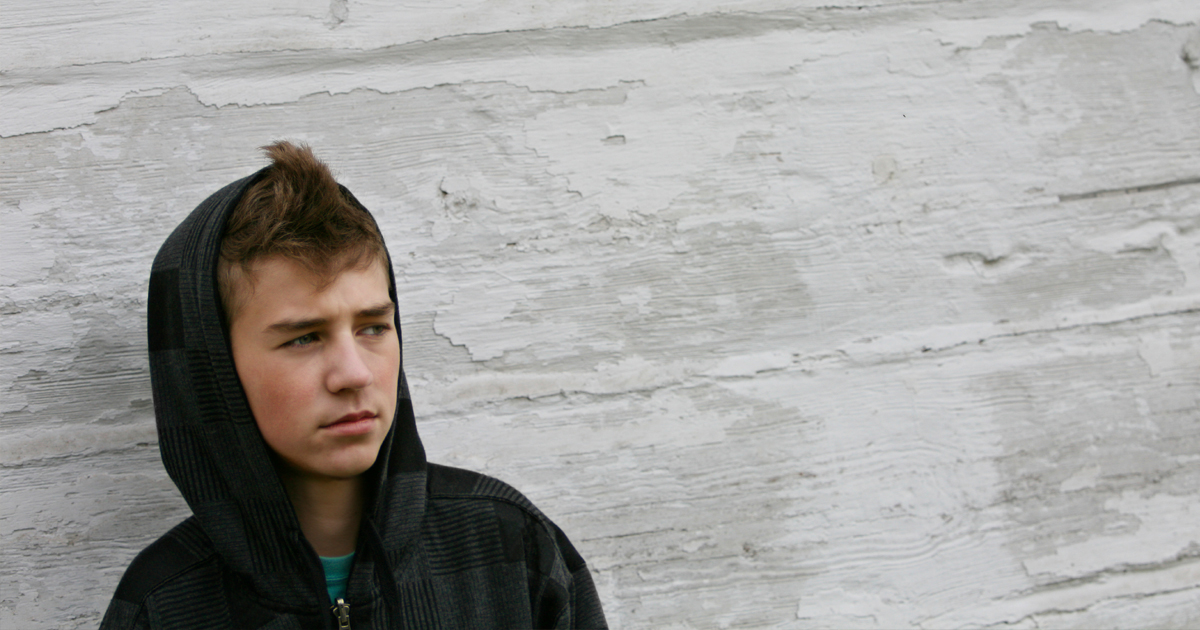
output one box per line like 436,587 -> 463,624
220,142 -> 399,483
218,141 -> 387,323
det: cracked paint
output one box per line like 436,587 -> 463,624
3,4 -> 1200,629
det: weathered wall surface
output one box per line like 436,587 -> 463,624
3,1 -> 1200,627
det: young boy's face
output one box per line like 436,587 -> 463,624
228,255 -> 399,482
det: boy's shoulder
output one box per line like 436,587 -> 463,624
111,517 -> 218,603
424,462 -> 588,573
426,463 -> 540,511
100,517 -> 222,629
421,463 -> 606,628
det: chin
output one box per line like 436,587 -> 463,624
326,449 -> 384,478
318,461 -> 373,479
284,448 -> 382,481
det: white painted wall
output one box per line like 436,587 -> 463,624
3,2 -> 1200,627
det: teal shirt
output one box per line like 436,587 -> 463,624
319,553 -> 354,602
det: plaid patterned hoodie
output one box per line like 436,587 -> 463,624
100,169 -> 606,630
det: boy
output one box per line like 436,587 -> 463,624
100,142 -> 606,629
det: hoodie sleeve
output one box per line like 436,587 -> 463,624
557,525 -> 608,630
97,518 -> 222,630
428,463 -> 608,629
98,597 -> 149,630
540,521 -> 608,630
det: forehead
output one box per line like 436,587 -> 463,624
231,255 -> 391,325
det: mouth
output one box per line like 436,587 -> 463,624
322,410 -> 376,430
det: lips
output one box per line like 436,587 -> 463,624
322,411 -> 376,430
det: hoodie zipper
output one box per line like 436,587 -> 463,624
331,598 -> 351,629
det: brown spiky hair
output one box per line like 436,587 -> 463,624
217,141 -> 387,321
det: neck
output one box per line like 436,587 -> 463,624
279,472 -> 364,557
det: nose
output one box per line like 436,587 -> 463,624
326,336 -> 374,393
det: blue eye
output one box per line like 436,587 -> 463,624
362,324 -> 390,337
287,333 -> 317,347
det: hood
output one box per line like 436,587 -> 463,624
146,169 -> 427,607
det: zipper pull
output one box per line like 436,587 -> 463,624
331,597 -> 351,630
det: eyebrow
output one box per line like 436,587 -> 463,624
266,302 -> 395,334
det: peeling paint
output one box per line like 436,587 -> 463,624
5,4 -> 1200,628
1023,491 -> 1200,579
325,0 -> 349,29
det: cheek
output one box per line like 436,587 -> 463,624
387,349 -> 401,386
377,347 -> 402,416
242,364 -> 312,436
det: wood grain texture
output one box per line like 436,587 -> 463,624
2,2 -> 1199,627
